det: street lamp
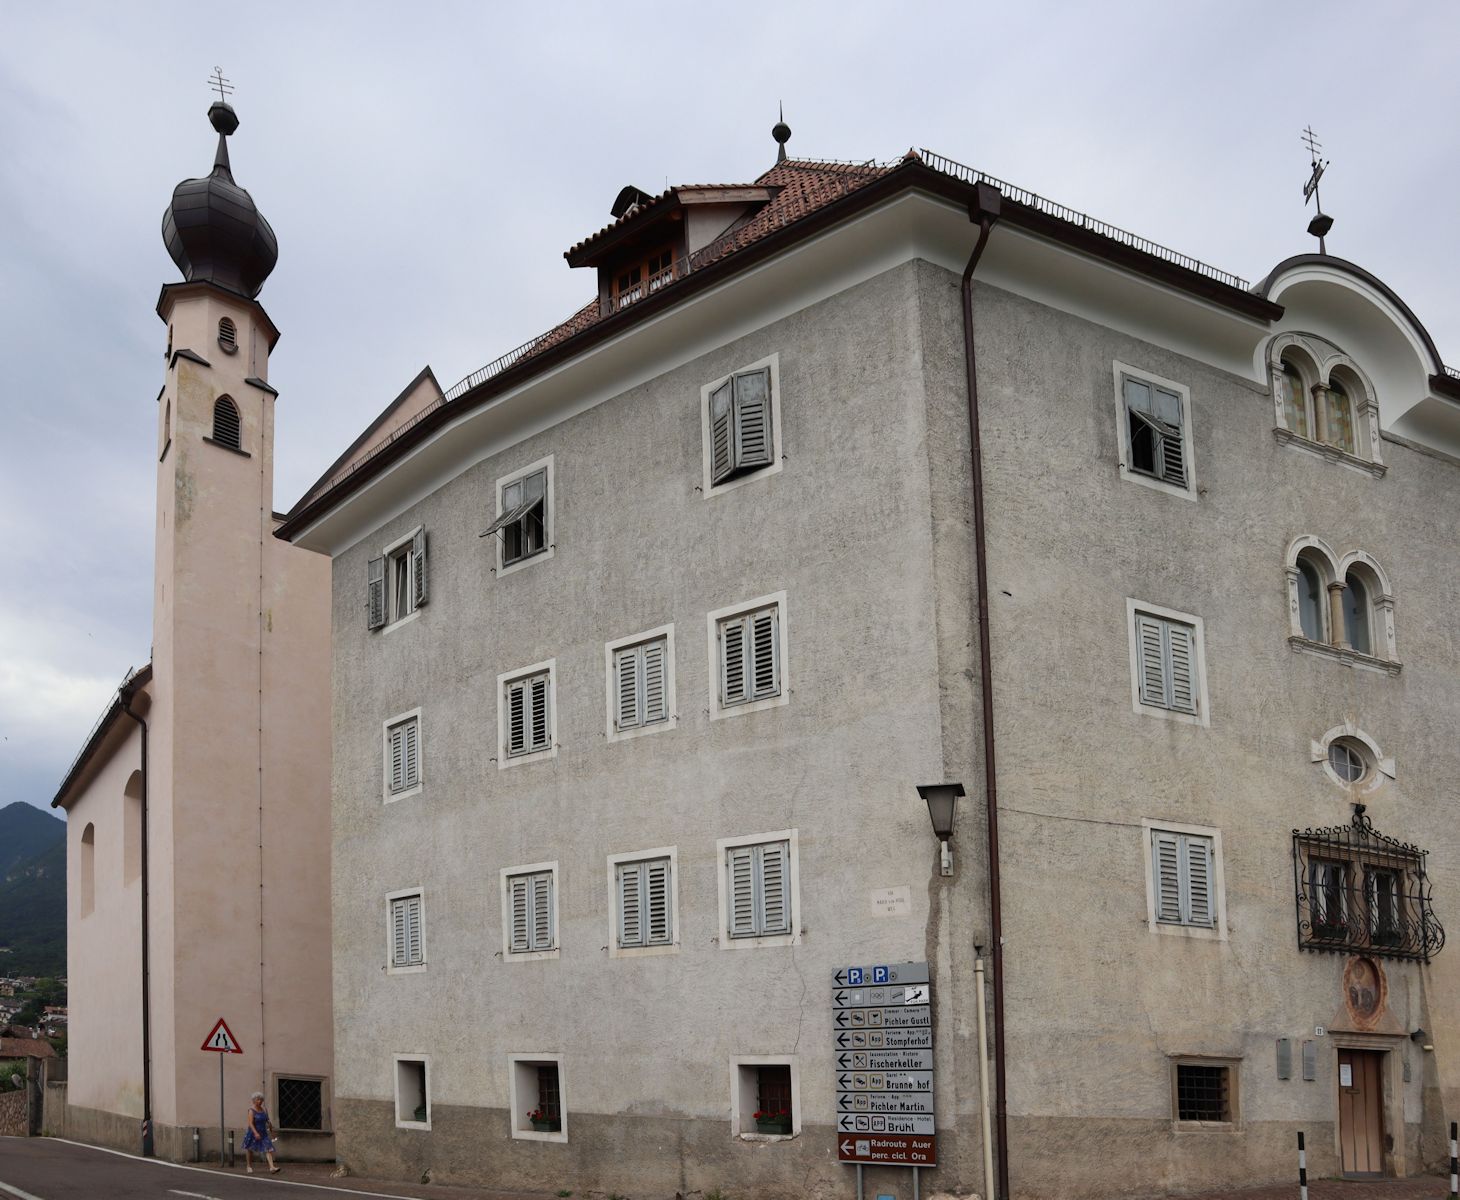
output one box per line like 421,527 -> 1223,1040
917,783 -> 964,876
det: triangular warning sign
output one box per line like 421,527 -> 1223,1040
201,1017 -> 243,1054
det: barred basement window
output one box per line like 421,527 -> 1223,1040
1173,1061 -> 1234,1124
218,317 -> 238,354
211,396 -> 242,451
1292,805 -> 1445,962
276,1077 -> 324,1131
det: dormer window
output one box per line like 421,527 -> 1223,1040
1268,335 -> 1384,475
613,246 -> 677,310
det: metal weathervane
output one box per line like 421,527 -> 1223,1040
1302,125 -> 1334,254
208,66 -> 234,104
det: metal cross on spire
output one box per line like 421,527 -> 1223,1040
208,67 -> 234,105
1301,125 -> 1334,254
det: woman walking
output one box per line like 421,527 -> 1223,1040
242,1091 -> 280,1174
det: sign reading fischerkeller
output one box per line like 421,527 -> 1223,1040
833,962 -> 937,1166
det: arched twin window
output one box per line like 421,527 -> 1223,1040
1287,539 -> 1397,666
211,396 -> 242,451
1269,336 -> 1382,472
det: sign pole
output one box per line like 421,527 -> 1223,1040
218,1050 -> 226,1168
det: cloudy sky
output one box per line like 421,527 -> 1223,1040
3,1 -> 1457,813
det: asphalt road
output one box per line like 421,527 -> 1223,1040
0,1138 -> 431,1200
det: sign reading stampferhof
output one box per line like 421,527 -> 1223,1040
833,961 -> 936,1167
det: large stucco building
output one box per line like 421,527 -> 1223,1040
277,127 -> 1460,1198
51,101 -> 335,1162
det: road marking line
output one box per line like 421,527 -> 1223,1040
46,1137 -> 429,1198
0,1179 -> 47,1200
170,1191 -> 225,1199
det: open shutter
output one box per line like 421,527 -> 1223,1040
389,725 -> 406,793
1136,614 -> 1168,708
1184,836 -> 1214,926
758,842 -> 790,935
391,897 -> 408,965
615,648 -> 640,730
507,681 -> 526,756
1156,425 -> 1187,487
645,859 -> 671,945
721,617 -> 748,705
412,529 -> 429,608
710,381 -> 734,485
367,556 -> 386,630
532,873 -> 553,950
732,368 -> 773,471
1152,830 -> 1182,924
727,846 -> 756,938
642,640 -> 666,724
530,675 -> 550,751
1167,623 -> 1197,714
402,720 -> 419,789
509,876 -> 530,952
751,608 -> 778,698
618,863 -> 643,947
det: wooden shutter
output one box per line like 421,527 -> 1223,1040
412,529 -> 429,608
1152,830 -> 1182,924
710,380 -> 734,485
391,897 -> 409,965
721,618 -> 748,705
509,876 -> 530,952
1167,623 -> 1197,714
368,556 -> 386,630
531,872 -> 553,950
732,368 -> 773,471
401,720 -> 420,789
618,863 -> 643,947
1136,614 -> 1167,707
758,842 -> 791,935
529,675 -> 550,751
642,640 -> 667,723
1184,836 -> 1214,926
1276,1038 -> 1293,1080
404,894 -> 422,964
751,608 -> 779,698
727,846 -> 757,938
645,858 -> 671,945
507,680 -> 526,756
388,724 -> 406,793
1156,425 -> 1187,487
615,647 -> 640,730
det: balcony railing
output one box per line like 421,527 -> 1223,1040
1292,805 -> 1444,963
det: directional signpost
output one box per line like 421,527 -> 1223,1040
201,1018 -> 242,1166
833,961 -> 936,1188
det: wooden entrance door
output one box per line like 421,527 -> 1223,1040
1338,1049 -> 1385,1177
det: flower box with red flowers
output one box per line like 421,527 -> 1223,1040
753,1109 -> 792,1135
527,1108 -> 561,1132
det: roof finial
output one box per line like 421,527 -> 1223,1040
1301,124 -> 1334,254
208,67 -> 234,106
772,103 -> 791,164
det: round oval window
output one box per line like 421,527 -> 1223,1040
1328,739 -> 1368,783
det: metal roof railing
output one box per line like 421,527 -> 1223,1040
919,148 -> 1250,291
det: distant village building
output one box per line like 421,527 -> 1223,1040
278,120 -> 1460,1199
52,98 -> 334,1161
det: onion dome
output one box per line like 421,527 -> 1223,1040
161,102 -> 278,298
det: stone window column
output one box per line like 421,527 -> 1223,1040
1327,581 -> 1348,649
1312,384 -> 1331,445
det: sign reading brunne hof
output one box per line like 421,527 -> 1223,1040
834,962 -> 936,1166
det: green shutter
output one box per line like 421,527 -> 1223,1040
367,556 -> 386,630
412,529 -> 429,608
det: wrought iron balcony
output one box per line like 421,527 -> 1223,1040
1292,805 -> 1444,963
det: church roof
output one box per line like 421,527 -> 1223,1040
52,664 -> 152,810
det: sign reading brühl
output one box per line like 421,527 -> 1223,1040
834,962 -> 936,1165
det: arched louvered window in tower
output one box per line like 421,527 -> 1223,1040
218,317 -> 238,354
211,396 -> 242,451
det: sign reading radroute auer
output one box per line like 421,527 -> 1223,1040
833,962 -> 936,1165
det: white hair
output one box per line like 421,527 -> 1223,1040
250,1091 -> 265,1102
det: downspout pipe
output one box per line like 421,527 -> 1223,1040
959,181 -> 1008,1200
118,676 -> 153,1159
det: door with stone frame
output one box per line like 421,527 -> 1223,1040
1337,1048 -> 1385,1177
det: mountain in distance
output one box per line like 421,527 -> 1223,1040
0,802 -> 66,978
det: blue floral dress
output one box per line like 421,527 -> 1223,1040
242,1106 -> 275,1152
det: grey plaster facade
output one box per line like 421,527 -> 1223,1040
301,174 -> 1460,1199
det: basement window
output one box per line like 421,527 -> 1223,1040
394,1056 -> 429,1130
1172,1059 -> 1237,1126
